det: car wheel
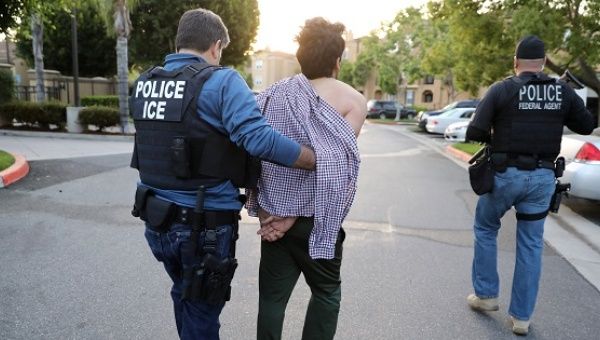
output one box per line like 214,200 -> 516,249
379,113 -> 386,120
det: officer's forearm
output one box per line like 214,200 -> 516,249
292,145 -> 316,170
466,126 -> 491,144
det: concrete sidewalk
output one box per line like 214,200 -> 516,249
0,129 -> 134,161
0,129 -> 134,188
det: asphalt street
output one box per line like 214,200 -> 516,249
1,123 -> 599,339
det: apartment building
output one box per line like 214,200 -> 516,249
249,49 -> 300,92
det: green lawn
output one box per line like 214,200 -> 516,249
0,150 -> 15,172
453,142 -> 483,155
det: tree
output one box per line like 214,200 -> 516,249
15,2 -> 116,77
95,0 -> 137,133
0,0 -> 26,34
338,61 -> 355,86
426,0 -> 600,120
11,1 -> 75,103
129,0 -> 259,69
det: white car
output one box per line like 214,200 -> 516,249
561,132 -> 600,201
426,108 -> 475,134
444,121 -> 469,142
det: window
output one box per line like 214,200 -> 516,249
254,78 -> 263,85
424,75 -> 435,84
255,60 -> 263,69
405,90 -> 415,106
422,90 -> 433,103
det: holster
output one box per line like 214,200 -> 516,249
180,216 -> 240,305
183,253 -> 238,304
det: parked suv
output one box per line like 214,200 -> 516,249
417,99 -> 479,131
367,100 -> 417,119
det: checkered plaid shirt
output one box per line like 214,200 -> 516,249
246,74 -> 360,259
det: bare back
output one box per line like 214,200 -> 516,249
309,78 -> 367,136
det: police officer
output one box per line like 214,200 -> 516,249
129,8 -> 316,340
465,35 -> 594,335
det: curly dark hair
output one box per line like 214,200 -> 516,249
295,17 -> 345,80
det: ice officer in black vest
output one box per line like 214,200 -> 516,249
129,8 -> 316,340
465,35 -> 594,335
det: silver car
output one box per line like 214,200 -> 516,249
561,130 -> 600,201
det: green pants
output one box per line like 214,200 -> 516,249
257,217 -> 345,340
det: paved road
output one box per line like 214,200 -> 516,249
1,123 -> 599,339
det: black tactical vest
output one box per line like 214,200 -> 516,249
130,62 -> 260,190
491,75 -> 568,160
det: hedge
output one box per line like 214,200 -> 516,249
81,95 -> 119,108
78,106 -> 120,131
0,101 -> 66,129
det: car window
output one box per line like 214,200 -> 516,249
383,102 -> 396,110
461,110 -> 475,118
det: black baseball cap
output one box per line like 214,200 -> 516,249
515,35 -> 545,59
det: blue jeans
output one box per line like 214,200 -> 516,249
144,223 -> 235,340
471,167 -> 555,321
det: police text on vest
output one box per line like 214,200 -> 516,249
518,84 -> 562,110
134,80 -> 186,119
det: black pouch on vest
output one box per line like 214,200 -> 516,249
171,136 -> 192,179
145,196 -> 176,233
469,148 -> 495,196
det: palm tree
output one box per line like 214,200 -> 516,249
30,10 -> 45,102
112,0 -> 134,133
99,0 -> 136,133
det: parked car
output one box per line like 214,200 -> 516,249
444,120 -> 470,142
426,107 -> 475,134
561,133 -> 600,201
417,99 -> 480,131
367,100 -> 417,119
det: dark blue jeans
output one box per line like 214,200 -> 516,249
144,223 -> 235,340
471,167 -> 555,321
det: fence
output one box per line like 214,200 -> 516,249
16,85 -> 62,102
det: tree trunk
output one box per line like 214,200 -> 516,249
114,0 -> 132,134
31,13 -> 45,103
116,36 -> 129,133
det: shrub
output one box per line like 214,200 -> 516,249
412,105 -> 428,113
78,105 -> 120,131
81,95 -> 119,108
0,70 -> 15,103
0,101 -> 66,129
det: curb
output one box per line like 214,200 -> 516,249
0,153 -> 29,188
445,145 -> 473,163
0,129 -> 134,142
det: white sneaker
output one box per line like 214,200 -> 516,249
467,294 -> 499,311
511,316 -> 530,335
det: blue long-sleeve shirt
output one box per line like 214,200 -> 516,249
141,54 -> 301,210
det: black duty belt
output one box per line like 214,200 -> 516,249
174,206 -> 239,229
505,158 -> 555,170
